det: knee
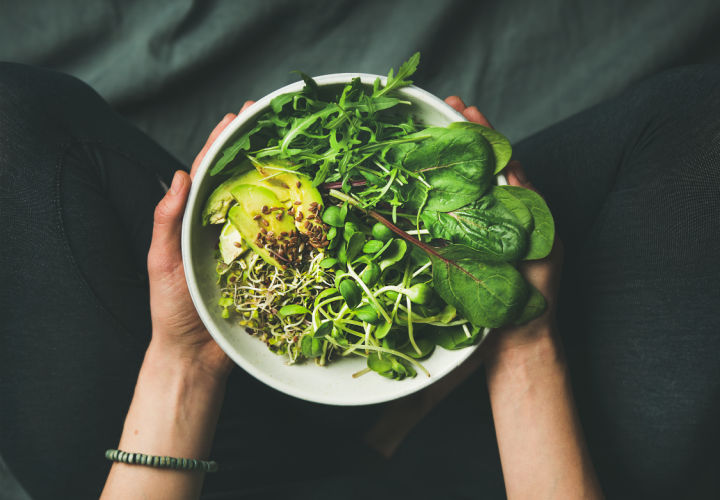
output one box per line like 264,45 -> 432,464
0,62 -> 101,130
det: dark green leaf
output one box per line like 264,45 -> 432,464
372,222 -> 394,242
367,352 -> 393,373
421,197 -> 528,262
430,324 -> 483,350
430,245 -> 528,328
490,185 -> 533,233
301,335 -> 323,358
448,122 -> 512,174
322,205 -> 345,227
378,239 -> 407,270
360,262 -> 381,287
354,304 -> 380,324
397,127 -> 495,211
314,321 -> 334,338
339,279 -> 362,308
495,186 -> 554,260
374,321 -> 392,339
320,257 -> 338,269
346,232 -> 366,262
401,337 -> 435,359
362,239 -> 384,253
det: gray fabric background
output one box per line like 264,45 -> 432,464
1,1 -> 719,498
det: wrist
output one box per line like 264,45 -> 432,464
117,343 -> 228,459
483,319 -> 564,373
147,335 -> 232,385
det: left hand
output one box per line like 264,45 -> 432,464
146,101 -> 254,380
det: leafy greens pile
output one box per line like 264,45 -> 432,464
204,53 -> 554,380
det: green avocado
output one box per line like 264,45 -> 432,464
202,168 -> 264,225
259,171 -> 327,248
227,184 -> 297,269
203,165 -> 327,248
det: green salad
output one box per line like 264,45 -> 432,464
201,53 -> 554,380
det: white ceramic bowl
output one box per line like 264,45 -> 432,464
182,73 -> 504,405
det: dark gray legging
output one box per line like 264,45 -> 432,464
0,62 -> 718,499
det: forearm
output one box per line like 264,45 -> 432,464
485,327 -> 603,500
101,339 -> 227,500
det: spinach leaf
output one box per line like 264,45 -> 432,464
395,127 -> 495,212
429,245 -> 528,328
494,186 -> 554,260
490,186 -> 533,233
448,122 -> 512,174
513,285 -> 547,325
421,197 -> 528,262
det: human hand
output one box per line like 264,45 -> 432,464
146,101 -> 255,380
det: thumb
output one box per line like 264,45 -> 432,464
148,170 -> 191,276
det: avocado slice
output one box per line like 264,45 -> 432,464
256,170 -> 327,248
218,220 -> 246,264
227,184 -> 297,269
202,168 -> 265,225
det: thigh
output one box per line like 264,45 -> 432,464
514,65 -> 720,499
0,63 -> 183,499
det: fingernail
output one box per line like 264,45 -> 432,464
169,171 -> 183,195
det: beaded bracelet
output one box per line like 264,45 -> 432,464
105,449 -> 218,473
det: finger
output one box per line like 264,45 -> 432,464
190,113 -> 237,178
444,95 -> 466,113
462,105 -> 493,128
505,160 -> 537,191
148,170 -> 191,276
239,100 -> 255,113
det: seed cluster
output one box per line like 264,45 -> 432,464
302,201 -> 330,249
251,202 -> 329,267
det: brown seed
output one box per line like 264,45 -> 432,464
262,205 -> 269,214
275,213 -> 283,221
294,201 -> 302,205
288,207 -> 295,215
253,214 -> 262,220
307,214 -> 315,220
303,221 -> 311,229
296,181 -> 302,188
295,212 -> 304,222
261,219 -> 269,227
261,228 -> 268,234
234,241 -> 242,248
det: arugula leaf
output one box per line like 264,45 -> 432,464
374,52 -> 420,97
494,185 -> 554,260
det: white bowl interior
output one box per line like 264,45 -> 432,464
182,74 -> 502,405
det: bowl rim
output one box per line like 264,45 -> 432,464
182,73 -> 500,405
